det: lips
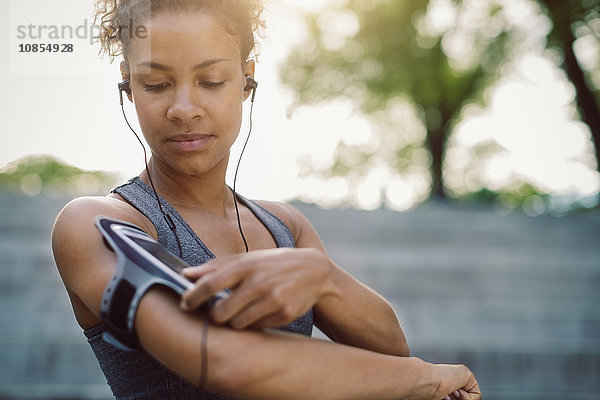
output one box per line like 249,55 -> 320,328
167,133 -> 212,152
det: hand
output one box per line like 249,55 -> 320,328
180,248 -> 339,329
436,364 -> 481,400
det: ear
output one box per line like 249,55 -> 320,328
242,59 -> 256,102
120,61 -> 133,103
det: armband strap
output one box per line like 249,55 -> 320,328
95,216 -> 194,352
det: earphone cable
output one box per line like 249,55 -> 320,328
120,103 -> 184,258
232,96 -> 254,253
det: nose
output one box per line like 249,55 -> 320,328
166,86 -> 205,123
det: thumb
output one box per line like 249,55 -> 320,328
182,265 -> 213,280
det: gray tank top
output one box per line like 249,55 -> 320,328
84,177 -> 313,399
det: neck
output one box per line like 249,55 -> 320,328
140,156 -> 235,217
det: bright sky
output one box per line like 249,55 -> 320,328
1,0 -> 599,211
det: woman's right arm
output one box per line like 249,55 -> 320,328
52,197 -> 480,400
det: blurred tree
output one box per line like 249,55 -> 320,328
537,0 -> 600,178
281,0 -> 516,201
0,155 -> 118,196
281,0 -> 599,204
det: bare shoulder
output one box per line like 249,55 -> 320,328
253,200 -> 324,249
52,195 -> 155,257
53,195 -> 154,238
52,194 -> 157,268
51,195 -> 155,322
254,200 -> 303,231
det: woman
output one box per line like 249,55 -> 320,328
52,0 -> 481,399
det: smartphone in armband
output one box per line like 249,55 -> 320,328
95,216 -> 227,351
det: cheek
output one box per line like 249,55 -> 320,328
220,93 -> 245,128
134,100 -> 163,131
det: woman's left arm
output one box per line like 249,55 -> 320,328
279,203 -> 410,357
182,202 -> 409,357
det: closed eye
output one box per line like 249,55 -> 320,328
142,83 -> 170,91
142,81 -> 225,91
201,81 -> 226,89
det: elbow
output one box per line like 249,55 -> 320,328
389,307 -> 410,357
365,328 -> 410,357
393,324 -> 410,357
397,330 -> 411,357
384,304 -> 410,357
399,341 -> 411,357
387,335 -> 410,357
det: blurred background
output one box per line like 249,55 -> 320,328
1,0 -> 599,399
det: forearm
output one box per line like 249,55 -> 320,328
221,331 -> 432,400
315,263 -> 410,356
136,288 -> 433,400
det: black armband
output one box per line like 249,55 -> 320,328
95,216 -> 226,351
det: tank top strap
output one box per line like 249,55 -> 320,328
236,195 -> 296,249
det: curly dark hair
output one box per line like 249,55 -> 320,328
93,0 -> 265,63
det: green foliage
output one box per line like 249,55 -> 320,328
281,0 -> 517,202
462,184 -> 550,214
282,0 -> 600,211
282,0 -> 516,115
537,0 -> 600,97
0,155 -> 118,196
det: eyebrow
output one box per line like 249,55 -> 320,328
136,58 -> 232,71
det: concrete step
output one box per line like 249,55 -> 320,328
1,193 -> 599,398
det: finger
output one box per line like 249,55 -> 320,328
462,375 -> 481,397
182,252 -> 277,311
229,293 -> 308,330
182,255 -> 239,279
181,267 -> 246,310
465,378 -> 480,394
227,299 -> 280,329
180,281 -> 215,310
209,283 -> 265,325
182,266 -> 209,279
215,280 -> 314,329
458,388 -> 479,400
249,299 -> 312,329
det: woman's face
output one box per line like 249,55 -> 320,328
124,11 -> 254,178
